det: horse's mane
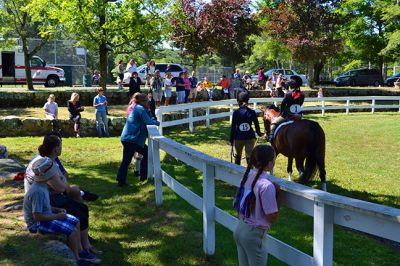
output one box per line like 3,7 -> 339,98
267,104 -> 280,112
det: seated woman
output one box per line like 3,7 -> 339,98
24,134 -> 101,256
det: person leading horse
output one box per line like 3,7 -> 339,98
268,77 -> 304,142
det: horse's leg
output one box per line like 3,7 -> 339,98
287,157 -> 293,181
317,156 -> 327,191
295,157 -> 305,184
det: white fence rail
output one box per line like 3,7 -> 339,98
155,96 -> 400,134
147,125 -> 400,266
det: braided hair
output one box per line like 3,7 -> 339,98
233,145 -> 275,216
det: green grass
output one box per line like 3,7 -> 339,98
1,112 -> 399,265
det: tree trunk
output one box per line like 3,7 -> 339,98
99,13 -> 107,90
307,63 -> 315,89
22,42 -> 34,91
192,55 -> 198,72
313,60 -> 324,86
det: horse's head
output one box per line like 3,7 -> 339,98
262,104 -> 280,135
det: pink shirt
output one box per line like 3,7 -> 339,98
126,103 -> 136,117
240,169 -> 278,230
183,77 -> 191,91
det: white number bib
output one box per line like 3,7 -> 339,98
239,123 -> 250,131
289,104 -> 302,114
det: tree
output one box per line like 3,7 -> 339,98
204,0 -> 258,68
169,0 -> 256,70
44,0 -> 167,90
0,0 -> 57,90
338,0 -> 392,73
380,1 -> 400,59
261,0 -> 344,87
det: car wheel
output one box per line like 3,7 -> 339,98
373,80 -> 380,87
45,76 -> 58,87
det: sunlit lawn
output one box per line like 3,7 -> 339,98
1,112 -> 399,265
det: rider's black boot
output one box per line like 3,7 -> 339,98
246,157 -> 250,165
234,155 -> 241,165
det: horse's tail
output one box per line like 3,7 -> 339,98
300,121 -> 326,185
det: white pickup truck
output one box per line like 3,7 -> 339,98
1,49 -> 65,87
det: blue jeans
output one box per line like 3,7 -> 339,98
95,110 -> 109,137
116,141 -> 148,184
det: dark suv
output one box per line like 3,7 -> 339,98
334,68 -> 383,87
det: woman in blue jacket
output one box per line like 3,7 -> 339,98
116,93 -> 159,186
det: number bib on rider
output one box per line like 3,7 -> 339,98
289,104 -> 302,114
239,123 -> 250,132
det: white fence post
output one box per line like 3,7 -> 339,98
147,136 -> 154,180
321,100 -> 325,116
156,109 -> 163,135
189,108 -> 194,132
371,98 -> 375,113
152,140 -> 163,206
346,100 -> 350,115
253,102 -> 257,110
313,202 -> 334,266
229,103 -> 234,123
202,162 -> 215,255
206,107 -> 210,128
398,99 -> 400,112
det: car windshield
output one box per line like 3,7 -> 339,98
343,71 -> 354,76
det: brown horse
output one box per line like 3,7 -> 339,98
263,105 -> 327,191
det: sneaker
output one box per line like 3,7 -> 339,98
79,250 -> 102,264
117,182 -> 133,187
82,190 -> 99,201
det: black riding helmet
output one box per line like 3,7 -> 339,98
287,76 -> 302,90
237,91 -> 249,105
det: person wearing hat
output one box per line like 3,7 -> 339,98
23,156 -> 101,265
230,92 -> 264,165
150,69 -> 164,107
129,71 -> 142,98
242,71 -> 252,90
268,78 -> 305,142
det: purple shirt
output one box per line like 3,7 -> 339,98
240,169 -> 278,230
258,70 -> 265,81
183,77 -> 191,91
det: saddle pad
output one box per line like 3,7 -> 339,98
274,121 -> 294,139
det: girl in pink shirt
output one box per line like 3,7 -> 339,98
233,144 -> 280,266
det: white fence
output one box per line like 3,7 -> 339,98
156,96 -> 400,134
147,125 -> 400,266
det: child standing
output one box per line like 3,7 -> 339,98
233,145 -> 280,266
164,72 -> 173,106
317,88 -> 324,98
43,94 -> 59,132
23,156 -> 101,265
93,87 -> 110,137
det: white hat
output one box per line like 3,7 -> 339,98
32,157 -> 58,182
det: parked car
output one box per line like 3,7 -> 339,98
122,63 -> 186,85
250,68 -> 308,89
334,68 -> 383,87
384,72 -> 400,86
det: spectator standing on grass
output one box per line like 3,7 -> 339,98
183,71 -> 191,103
164,72 -> 174,106
68,93 -> 84,138
189,71 -> 198,103
117,60 -> 124,89
129,71 -> 142,98
318,88 -> 324,98
23,156 -> 95,266
231,73 -> 242,100
266,77 -> 275,97
233,144 -> 280,266
116,93 -> 160,186
150,70 -> 164,107
202,77 -> 214,101
258,67 -> 267,90
43,94 -> 59,132
218,75 -> 231,100
93,87 -> 109,137
242,71 -> 252,90
126,59 -> 137,74
175,72 -> 186,104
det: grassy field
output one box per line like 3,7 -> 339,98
0,112 -> 399,265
